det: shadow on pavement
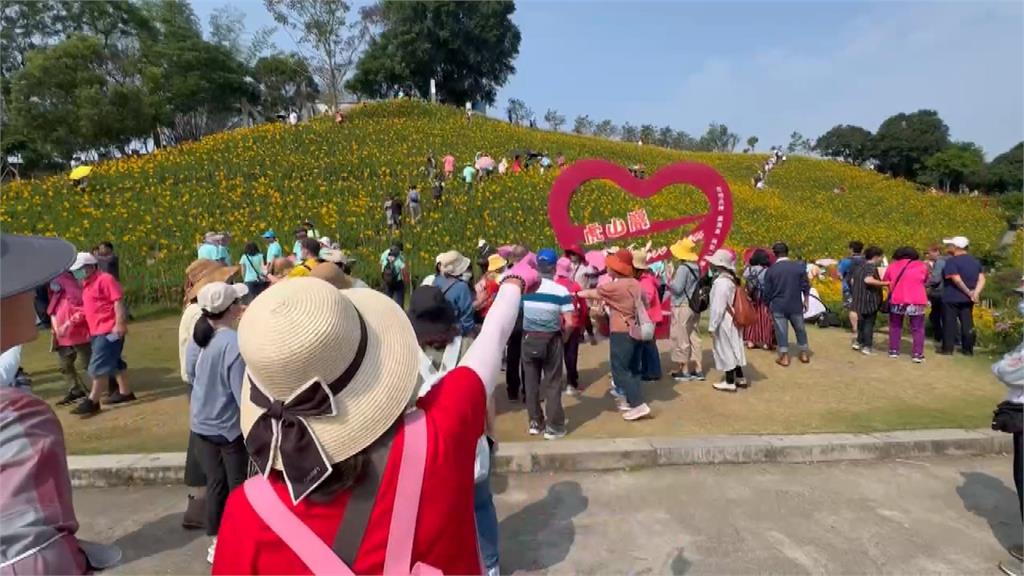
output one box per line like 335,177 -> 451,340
111,512 -> 204,564
669,546 -> 692,575
500,480 -> 588,574
956,471 -> 1022,552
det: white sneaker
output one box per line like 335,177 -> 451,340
861,347 -> 875,356
622,403 -> 652,421
528,422 -> 541,435
712,380 -> 737,392
486,566 -> 501,576
564,385 -> 581,397
207,537 -> 217,564
543,427 -> 567,440
851,341 -> 861,351
609,386 -> 623,399
912,356 -> 924,364
615,397 -> 630,412
888,352 -> 899,359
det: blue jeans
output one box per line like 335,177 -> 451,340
474,473 -> 499,571
772,312 -> 809,354
631,340 -> 662,380
609,333 -> 644,407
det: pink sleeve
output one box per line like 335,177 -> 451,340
459,283 -> 521,396
103,275 -> 124,301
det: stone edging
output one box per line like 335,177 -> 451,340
69,428 -> 1012,488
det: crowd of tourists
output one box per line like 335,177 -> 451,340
0,224 -> 1020,575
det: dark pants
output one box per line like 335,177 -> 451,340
243,281 -> 268,303
193,432 -> 249,536
563,330 -> 581,387
56,343 -> 91,394
725,366 -> 745,384
632,340 -> 662,380
505,312 -> 524,399
928,295 -> 944,343
942,301 -> 974,354
385,282 -> 406,309
184,432 -> 207,487
857,311 -> 878,350
609,333 -> 644,408
1015,431 -> 1023,520
521,332 -> 565,431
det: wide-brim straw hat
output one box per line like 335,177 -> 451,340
308,262 -> 354,289
606,249 -> 634,277
706,249 -> 736,272
631,249 -> 650,271
185,258 -> 222,283
185,264 -> 240,303
437,250 -> 471,277
670,238 -> 700,262
238,280 -> 419,502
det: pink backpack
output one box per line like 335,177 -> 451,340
242,410 -> 442,575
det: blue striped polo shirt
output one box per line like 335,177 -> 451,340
522,278 -> 574,333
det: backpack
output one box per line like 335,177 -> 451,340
382,261 -> 402,288
729,277 -> 757,328
685,264 -> 711,314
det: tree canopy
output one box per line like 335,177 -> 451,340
986,142 -> 1023,193
814,124 -> 873,165
347,1 -> 520,106
871,109 -> 950,180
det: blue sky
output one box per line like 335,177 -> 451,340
192,0 -> 1024,158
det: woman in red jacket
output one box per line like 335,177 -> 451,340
212,257 -> 538,575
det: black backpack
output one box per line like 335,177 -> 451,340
381,261 -> 402,288
685,264 -> 711,313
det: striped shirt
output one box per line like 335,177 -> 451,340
522,278 -> 573,333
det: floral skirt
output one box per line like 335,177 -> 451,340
890,303 -> 927,316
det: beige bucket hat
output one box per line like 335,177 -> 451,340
238,278 -> 419,503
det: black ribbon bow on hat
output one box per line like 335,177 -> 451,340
245,312 -> 368,503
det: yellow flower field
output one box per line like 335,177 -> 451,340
0,100 -> 1007,306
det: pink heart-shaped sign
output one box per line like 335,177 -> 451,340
548,160 -> 733,267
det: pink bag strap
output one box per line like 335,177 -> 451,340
383,409 -> 438,575
244,476 -> 355,576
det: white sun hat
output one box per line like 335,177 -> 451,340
197,282 -> 248,314
238,279 -> 419,503
69,252 -> 98,271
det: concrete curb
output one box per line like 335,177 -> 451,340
68,429 -> 1012,488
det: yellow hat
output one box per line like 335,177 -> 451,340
670,238 -> 699,262
487,253 -> 507,273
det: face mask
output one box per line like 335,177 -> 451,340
72,268 -> 88,281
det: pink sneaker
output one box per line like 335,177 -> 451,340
622,403 -> 651,421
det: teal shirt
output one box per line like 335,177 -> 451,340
293,240 -> 303,258
240,253 -> 265,283
379,250 -> 406,272
218,245 -> 232,266
266,241 -> 283,263
462,166 -> 476,183
197,243 -> 221,262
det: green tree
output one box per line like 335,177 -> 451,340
543,108 -> 565,131
265,0 -> 376,109
208,4 -> 276,67
671,130 -> 698,151
655,126 -> 675,147
572,114 -> 593,135
987,142 -> 1023,193
698,123 -> 739,152
8,34 -> 154,163
141,0 -> 254,143
814,124 -> 873,165
638,124 -> 657,145
619,122 -> 639,143
347,1 -> 520,106
871,109 -> 950,180
922,142 -> 986,193
593,119 -> 618,139
506,98 -> 529,125
745,135 -> 758,152
253,52 -> 319,118
786,131 -> 813,154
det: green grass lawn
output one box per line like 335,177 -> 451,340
20,312 -> 1008,455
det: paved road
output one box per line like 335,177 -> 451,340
76,456 -> 1021,575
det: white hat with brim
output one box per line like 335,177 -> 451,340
198,282 -> 248,314
707,249 -> 736,271
238,280 -> 419,504
0,234 -> 76,299
69,252 -> 99,272
942,236 -> 969,249
437,250 -> 471,277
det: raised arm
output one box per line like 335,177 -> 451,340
459,282 -> 522,396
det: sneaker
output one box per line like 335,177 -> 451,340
528,422 -> 541,436
106,391 -> 137,405
912,356 -> 924,364
851,341 -> 861,351
615,397 -> 631,412
564,385 -> 581,397
736,377 -> 750,389
888,352 -> 899,359
689,371 -> 706,382
622,403 -> 652,421
861,347 -> 875,356
70,397 -> 100,417
543,427 -> 567,440
609,386 -> 624,399
207,537 -> 217,564
712,380 -> 737,392
56,389 -> 86,406
671,371 -> 692,382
